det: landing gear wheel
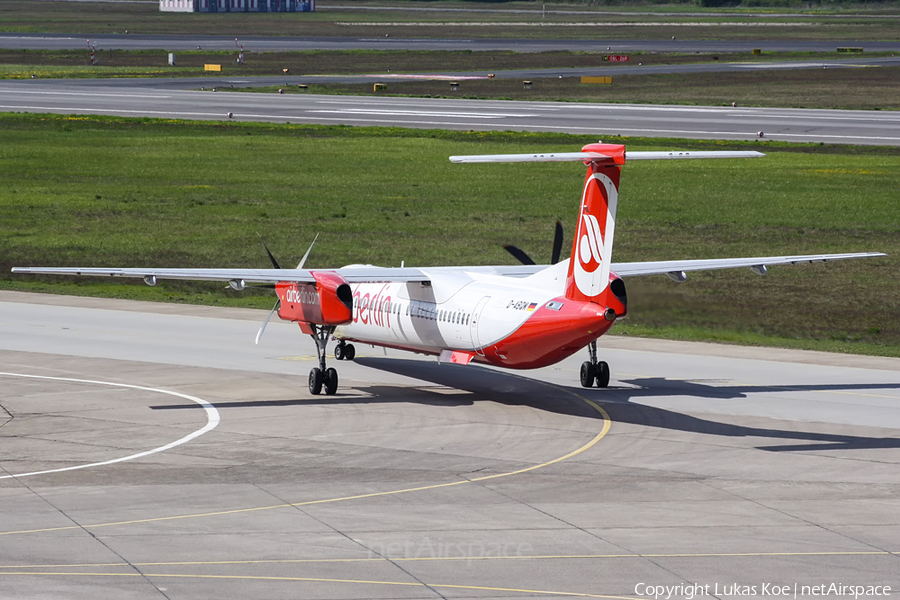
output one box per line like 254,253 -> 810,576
334,344 -> 345,361
309,367 -> 323,395
596,361 -> 610,388
324,367 -> 338,395
580,361 -> 596,388
344,344 -> 356,360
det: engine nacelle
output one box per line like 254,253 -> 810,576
606,273 -> 627,319
276,271 -> 353,326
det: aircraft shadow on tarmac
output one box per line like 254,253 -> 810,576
152,357 -> 900,453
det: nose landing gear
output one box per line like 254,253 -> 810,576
308,325 -> 345,395
580,340 -> 610,388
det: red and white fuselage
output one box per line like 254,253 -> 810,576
333,263 -> 620,369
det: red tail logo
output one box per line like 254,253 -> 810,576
565,144 -> 624,303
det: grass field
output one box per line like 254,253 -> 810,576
2,48 -> 761,79
3,49 -> 877,78
2,114 -> 897,356
1,0 -> 899,40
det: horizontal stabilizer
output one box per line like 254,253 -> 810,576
627,151 -> 765,160
450,150 -> 764,163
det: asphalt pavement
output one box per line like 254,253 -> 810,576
3,32 -> 900,53
3,80 -> 900,145
1,290 -> 898,599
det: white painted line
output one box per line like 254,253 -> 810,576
364,74 -> 488,80
583,105 -> 900,123
0,36 -> 88,41
313,98 -> 561,111
1,90 -> 173,99
310,108 -> 535,118
0,105 -> 223,118
522,125 -> 900,142
0,372 -> 220,480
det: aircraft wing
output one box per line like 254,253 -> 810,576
611,252 -> 886,277
9,266 -> 432,284
11,253 -> 884,285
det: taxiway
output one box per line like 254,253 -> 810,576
1,290 -> 898,599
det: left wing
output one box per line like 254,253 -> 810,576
9,266 -> 429,285
8,264 -> 546,284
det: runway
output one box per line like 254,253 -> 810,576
4,31 -> 900,144
3,80 -> 900,145
1,290 -> 898,599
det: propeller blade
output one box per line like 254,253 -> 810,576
255,298 -> 280,345
257,234 -> 282,269
551,220 -> 564,264
297,233 -> 319,269
503,244 -> 536,265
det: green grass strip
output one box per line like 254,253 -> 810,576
2,113 -> 897,356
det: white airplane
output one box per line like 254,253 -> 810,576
12,143 -> 884,395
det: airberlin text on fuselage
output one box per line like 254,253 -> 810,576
352,283 -> 393,328
284,285 -> 318,306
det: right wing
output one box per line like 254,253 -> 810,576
611,252 -> 886,278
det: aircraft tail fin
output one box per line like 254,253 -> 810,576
563,143 -> 624,306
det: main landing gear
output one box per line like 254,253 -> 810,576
307,325 -> 355,396
333,340 -> 356,361
580,340 -> 610,388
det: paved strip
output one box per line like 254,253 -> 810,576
3,33 -> 900,53
3,82 -> 900,144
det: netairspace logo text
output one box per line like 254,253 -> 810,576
635,583 -> 892,600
